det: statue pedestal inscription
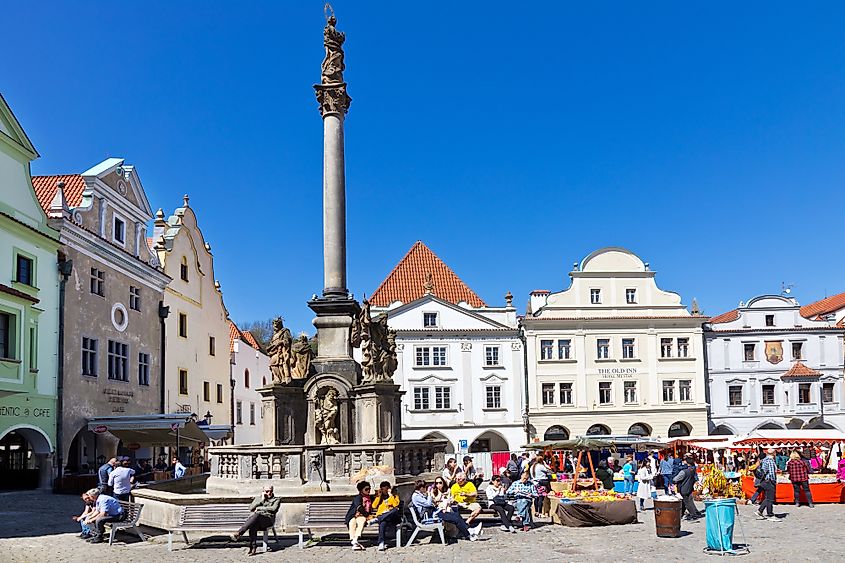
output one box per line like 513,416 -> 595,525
351,383 -> 403,444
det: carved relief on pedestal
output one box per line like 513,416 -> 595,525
315,387 -> 341,445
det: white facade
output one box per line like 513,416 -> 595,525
229,321 -> 268,445
523,247 -> 708,441
705,295 -> 845,435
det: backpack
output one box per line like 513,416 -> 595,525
753,465 -> 765,480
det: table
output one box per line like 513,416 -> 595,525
741,475 -> 845,504
552,498 -> 638,527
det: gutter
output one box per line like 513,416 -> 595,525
519,324 -> 531,444
55,257 -> 73,487
158,301 -> 170,414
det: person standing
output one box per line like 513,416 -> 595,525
83,488 -> 127,544
595,460 -> 615,491
97,458 -> 117,493
506,453 -> 521,481
485,474 -> 517,532
172,456 -> 186,479
659,453 -> 674,494
674,453 -> 702,520
107,459 -> 136,501
231,485 -> 282,555
622,456 -> 636,497
530,457 -> 552,517
635,459 -> 655,512
756,449 -> 779,521
786,452 -> 814,508
370,481 -> 401,551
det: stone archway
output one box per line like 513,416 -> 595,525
627,422 -> 652,437
668,421 -> 691,438
586,423 -> 611,436
544,425 -> 570,441
756,421 -> 785,430
711,424 -> 736,436
0,426 -> 53,490
422,431 -> 454,453
469,430 -> 509,453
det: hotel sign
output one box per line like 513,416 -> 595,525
597,367 -> 638,378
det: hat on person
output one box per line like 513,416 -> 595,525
463,455 -> 473,463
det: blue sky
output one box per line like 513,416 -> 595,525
5,2 -> 845,334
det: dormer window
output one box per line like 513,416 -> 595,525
113,217 -> 125,244
625,288 -> 636,304
590,289 -> 601,304
423,312 -> 438,328
765,314 -> 775,327
180,256 -> 189,282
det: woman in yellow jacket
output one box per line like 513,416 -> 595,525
369,481 -> 401,551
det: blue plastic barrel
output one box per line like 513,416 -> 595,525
704,498 -> 737,552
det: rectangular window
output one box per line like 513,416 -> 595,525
823,383 -> 834,403
90,268 -> 105,296
662,380 -> 676,402
485,385 -> 501,409
743,343 -> 755,361
179,369 -> 188,395
540,339 -> 553,360
677,338 -> 690,358
180,259 -> 189,282
541,383 -> 555,405
250,402 -> 256,425
559,382 -> 573,405
29,327 -> 37,370
114,217 -> 125,244
590,289 -> 601,304
624,381 -> 637,404
557,339 -> 571,360
434,386 -> 451,409
596,338 -> 610,359
129,286 -> 140,311
203,381 -> 210,402
660,338 -> 673,358
765,314 -> 775,327
679,379 -> 692,402
414,346 -> 448,366
216,383 -> 223,403
423,312 -> 438,328
178,313 -> 187,338
625,288 -> 636,304
107,340 -> 128,381
0,313 -> 11,360
791,342 -> 803,360
798,383 -> 812,404
209,336 -> 216,356
598,381 -> 613,404
81,337 -> 98,376
236,401 -> 243,425
15,255 -> 33,286
138,352 -> 150,386
484,346 -> 500,366
413,387 -> 430,410
432,346 -> 447,366
622,338 -> 635,359
762,384 -> 775,405
729,385 -> 743,406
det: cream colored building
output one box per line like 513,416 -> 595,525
523,247 -> 708,441
152,197 -> 231,440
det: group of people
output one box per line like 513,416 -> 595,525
747,448 -> 817,519
73,488 -> 129,544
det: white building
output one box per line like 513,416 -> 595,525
366,241 -> 525,453
228,321 -> 268,445
706,295 -> 845,434
523,247 -> 708,441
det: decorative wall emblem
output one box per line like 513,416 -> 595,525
111,302 -> 129,332
765,341 -> 783,364
461,342 -> 472,351
511,342 -> 522,351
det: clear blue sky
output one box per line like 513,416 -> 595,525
5,2 -> 845,334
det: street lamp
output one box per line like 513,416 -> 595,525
204,411 -> 213,425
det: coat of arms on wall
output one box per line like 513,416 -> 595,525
765,341 -> 783,364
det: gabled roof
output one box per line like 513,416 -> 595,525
370,241 -> 486,308
383,293 -> 511,330
0,93 -> 38,160
800,292 -> 845,321
31,174 -> 86,212
228,320 -> 262,353
781,361 -> 822,379
709,309 -> 739,324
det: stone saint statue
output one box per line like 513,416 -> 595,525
267,317 -> 292,384
351,299 -> 399,384
321,7 -> 346,85
315,388 -> 340,445
291,334 -> 313,380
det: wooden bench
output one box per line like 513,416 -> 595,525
105,501 -> 146,545
297,501 -> 406,549
168,504 -> 279,552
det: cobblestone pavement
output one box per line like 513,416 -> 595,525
1,491 -> 842,562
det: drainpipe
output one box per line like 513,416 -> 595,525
158,302 -> 169,415
55,256 -> 73,487
230,371 -> 236,445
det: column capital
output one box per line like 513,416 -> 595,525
314,83 -> 351,117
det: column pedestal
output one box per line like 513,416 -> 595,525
259,384 -> 306,446
351,383 -> 404,444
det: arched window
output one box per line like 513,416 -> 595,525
180,256 -> 189,281
668,421 -> 691,437
544,425 -> 570,441
627,423 -> 651,437
244,369 -> 250,389
262,377 -> 266,386
586,424 -> 611,436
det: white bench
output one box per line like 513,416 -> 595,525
168,504 -> 279,552
105,501 -> 146,545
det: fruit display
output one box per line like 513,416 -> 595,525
548,489 -> 625,502
700,464 -> 744,499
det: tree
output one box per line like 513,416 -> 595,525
239,318 -> 275,350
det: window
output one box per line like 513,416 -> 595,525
743,343 -> 756,361
559,382 -> 573,405
107,340 -> 128,381
660,338 -> 673,358
791,342 -> 803,360
129,286 -> 140,311
216,383 -> 223,403
250,402 -> 256,425
413,387 -> 430,410
485,385 -> 501,409
179,369 -> 188,395
138,352 -> 150,386
622,338 -> 635,359
28,327 -> 37,371
679,379 -> 692,402
81,337 -> 98,376
180,257 -> 189,282
484,346 -> 500,366
415,346 -> 448,366
434,386 -> 451,409
598,381 -> 612,404
765,314 -> 774,327
596,338 -> 610,359
798,383 -> 812,404
728,385 -> 743,406
0,313 -> 12,360
178,313 -> 187,337
541,383 -> 555,405
823,383 -> 835,403
90,268 -> 105,296
557,339 -> 571,359
677,338 -> 689,358
209,336 -> 216,356
423,312 -> 438,328
203,381 -> 210,402
540,339 -> 553,360
624,381 -> 637,403
762,384 -> 776,405
236,401 -> 243,425
15,255 -> 33,286
113,217 -> 125,244
244,369 -> 250,389
625,288 -> 636,304
590,289 -> 601,304
662,380 -> 676,402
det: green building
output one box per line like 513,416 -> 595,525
0,94 -> 61,489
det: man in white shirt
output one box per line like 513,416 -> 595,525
107,459 -> 136,501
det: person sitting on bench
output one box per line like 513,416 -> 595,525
485,474 -> 517,532
83,488 -> 127,544
368,480 -> 401,551
411,480 -> 482,542
345,481 -> 373,550
231,485 -> 281,556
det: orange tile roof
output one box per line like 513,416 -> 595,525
800,292 -> 845,320
31,174 -> 86,212
782,361 -> 822,379
709,309 -> 739,324
241,330 -> 262,351
370,241 -> 486,308
228,319 -> 262,352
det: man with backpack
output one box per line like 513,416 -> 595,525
506,453 -> 521,481
673,453 -> 702,521
756,449 -> 779,521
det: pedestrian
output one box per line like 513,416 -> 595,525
345,481 -> 373,550
747,453 -> 763,504
674,453 -> 702,520
485,474 -> 517,532
530,456 -> 552,517
595,460 -> 615,491
659,453 -> 674,494
506,453 -> 521,481
622,456 -> 636,497
786,451 -> 814,508
369,481 -> 401,551
97,458 -> 117,493
172,456 -> 186,479
507,471 -> 538,531
755,448 -> 779,521
82,488 -> 127,544
107,458 -> 135,501
230,485 -> 281,555
635,458 -> 655,512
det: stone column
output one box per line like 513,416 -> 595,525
322,112 -> 347,298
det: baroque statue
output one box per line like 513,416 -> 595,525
267,317 -> 293,384
315,387 -> 341,445
320,5 -> 345,85
291,334 -> 314,380
350,299 -> 399,384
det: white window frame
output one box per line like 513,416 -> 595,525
485,385 -> 502,409
557,339 -> 572,360
679,379 -> 693,402
660,338 -> 673,358
484,346 -> 500,366
761,384 -> 776,405
541,382 -> 555,406
559,382 -> 573,405
625,288 -> 636,304
662,380 -> 676,403
540,339 -> 554,360
621,338 -> 636,359
414,346 -> 448,367
677,337 -> 690,358
596,338 -> 610,359
590,288 -> 601,304
434,386 -> 451,410
598,381 -> 613,405
413,387 -> 430,410
728,384 -> 743,406
423,311 -> 439,328
623,381 -> 637,404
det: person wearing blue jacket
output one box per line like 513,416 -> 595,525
659,454 -> 675,494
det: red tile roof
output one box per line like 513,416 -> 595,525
370,241 -> 486,307
709,309 -> 739,324
800,292 -> 845,320
31,174 -> 86,212
782,361 -> 822,379
228,320 -> 262,352
241,330 -> 262,351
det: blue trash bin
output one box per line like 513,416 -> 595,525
704,498 -> 737,552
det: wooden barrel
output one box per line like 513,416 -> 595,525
653,499 -> 682,538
